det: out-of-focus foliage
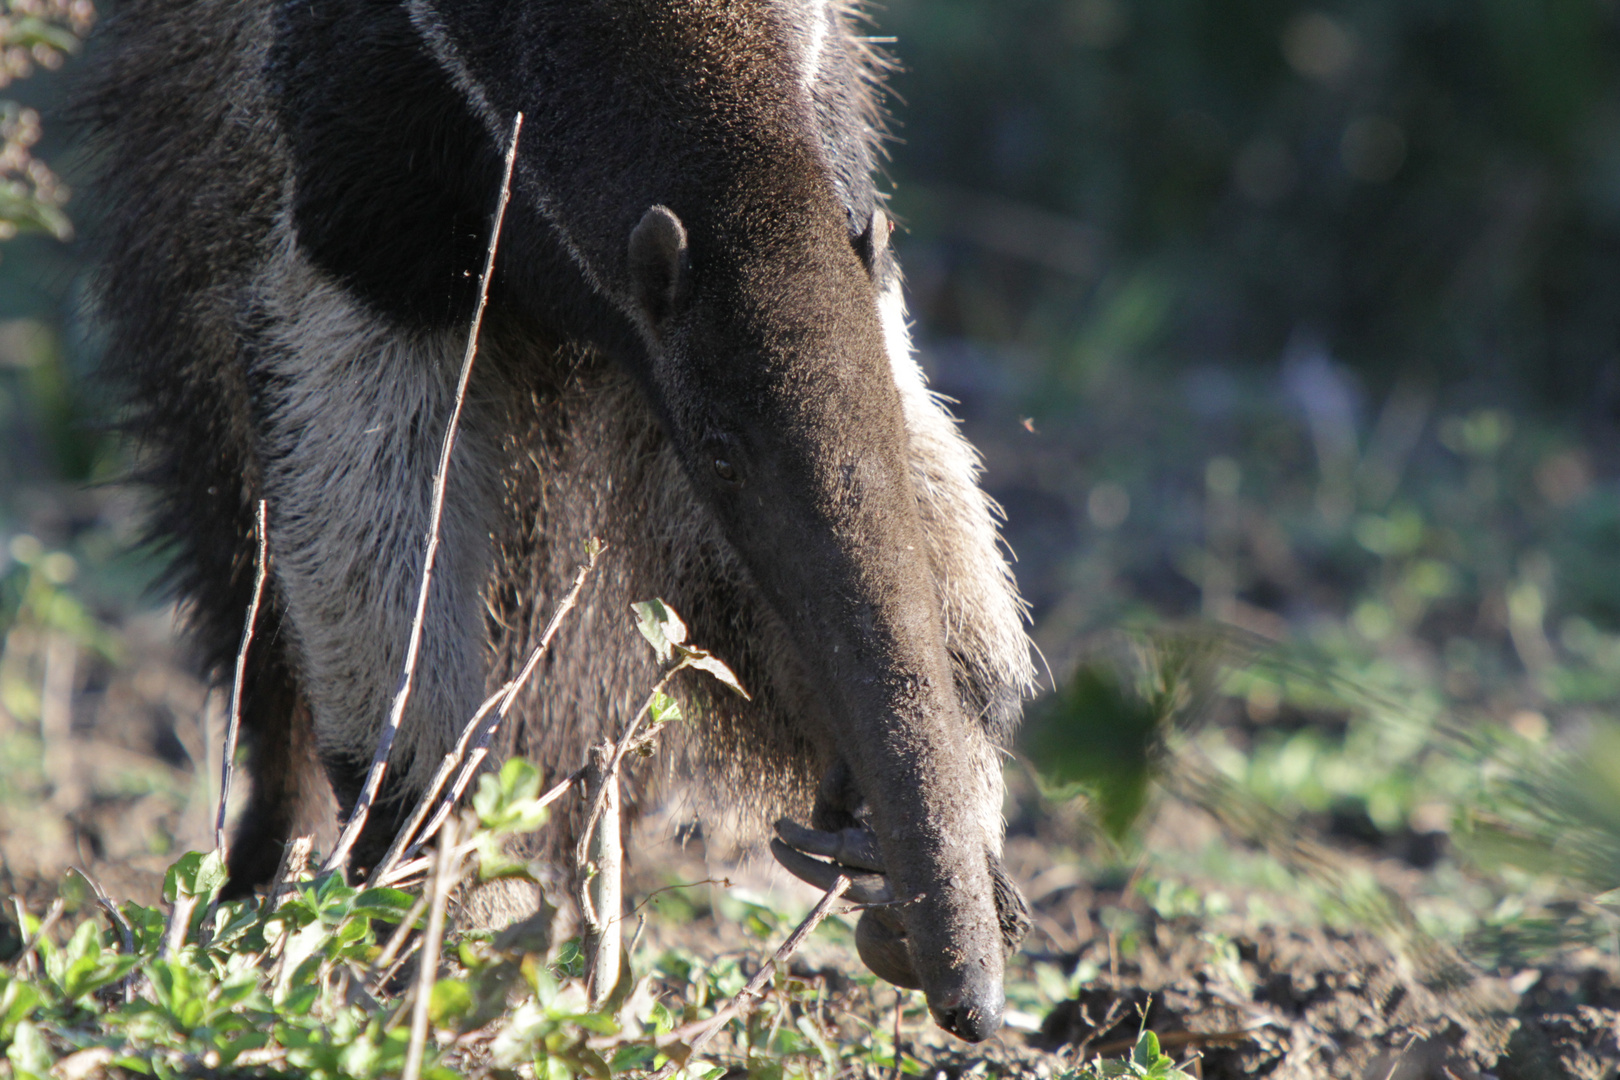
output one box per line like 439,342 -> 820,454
0,0 -> 90,242
883,0 -> 1620,407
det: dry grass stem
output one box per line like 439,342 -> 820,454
9,896 -> 65,973
159,892 -> 197,960
581,741 -> 623,1008
574,665 -> 681,889
75,868 -> 132,954
76,867 -> 136,1001
372,545 -> 601,883
369,695 -> 501,883
371,935 -> 424,1000
41,631 -> 77,809
891,992 -> 905,1080
402,817 -> 461,1080
323,111 -> 525,877
372,856 -> 431,891
216,499 -> 269,857
255,834 -> 314,947
368,892 -> 429,989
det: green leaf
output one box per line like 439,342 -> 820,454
632,599 -> 687,663
0,978 -> 41,1042
429,979 -> 474,1025
60,953 -> 140,1002
610,1044 -> 660,1072
648,691 -> 683,725
559,1011 -> 620,1035
311,869 -> 357,915
474,758 -> 550,832
1023,662 -> 1161,840
147,957 -> 209,1033
338,1033 -> 383,1079
162,851 -> 227,905
5,1020 -> 54,1080
1132,1029 -> 1162,1068
352,888 -> 417,918
280,981 -> 320,1016
122,904 -> 166,955
4,17 -> 79,52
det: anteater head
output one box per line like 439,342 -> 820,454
625,193 -> 1010,1040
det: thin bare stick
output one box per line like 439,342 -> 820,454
369,693 -> 502,883
402,818 -> 460,1080
575,665 -> 683,892
9,897 -> 66,971
256,834 -> 314,957
374,936 -> 425,1000
415,546 -> 601,843
890,991 -> 905,1080
75,868 -> 136,1003
368,892 -> 429,988
372,856 -> 432,892
371,767 -> 582,890
75,868 -> 132,955
371,545 -> 600,882
646,876 -> 849,1079
217,499 -> 269,856
160,894 -> 199,959
40,632 -> 78,809
323,111 -> 524,877
581,741 -> 623,1007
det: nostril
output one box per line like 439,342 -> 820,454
929,985 -> 1004,1043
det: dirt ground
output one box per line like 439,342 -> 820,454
2,613 -> 1618,1080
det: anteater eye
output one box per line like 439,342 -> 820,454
713,458 -> 739,484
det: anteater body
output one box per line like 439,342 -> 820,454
85,0 -> 1034,1039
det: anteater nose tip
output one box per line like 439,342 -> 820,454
930,987 -> 1004,1043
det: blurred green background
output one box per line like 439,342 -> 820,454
883,0 -> 1620,410
5,0 -> 1620,963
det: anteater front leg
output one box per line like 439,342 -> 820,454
245,248 -> 504,873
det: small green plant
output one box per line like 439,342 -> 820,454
0,598 -> 925,1080
1060,1030 -> 1196,1080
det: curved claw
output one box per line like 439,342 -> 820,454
773,818 -> 886,873
768,839 -> 893,906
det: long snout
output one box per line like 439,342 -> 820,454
854,718 -> 1008,1041
657,246 -> 1017,1039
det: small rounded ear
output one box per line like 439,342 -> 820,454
628,205 -> 688,325
855,207 -> 891,271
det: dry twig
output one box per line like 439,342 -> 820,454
369,892 -> 429,992
581,741 -> 623,1008
372,544 -> 601,884
323,111 -> 525,877
217,499 -> 269,856
574,665 -> 683,913
402,818 -> 462,1080
644,875 -> 850,1079
256,834 -> 314,961
9,896 -> 65,973
75,867 -> 136,1002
